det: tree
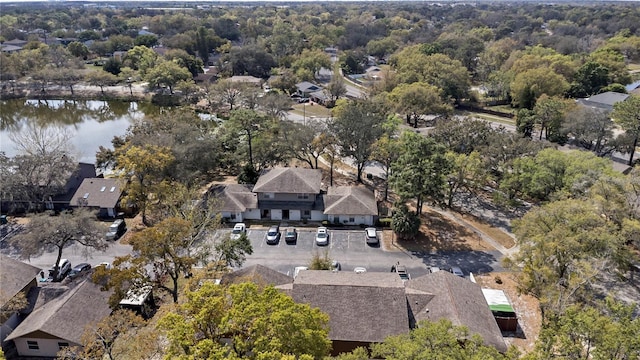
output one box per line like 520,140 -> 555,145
387,82 -> 452,128
3,124 -> 77,212
259,91 -> 292,120
444,151 -> 491,208
567,61 -> 610,98
371,319 -> 514,360
10,209 -> 107,279
532,94 -> 574,143
531,299 -> 640,360
115,144 -> 174,226
227,109 -> 269,170
329,100 -> 386,182
124,45 -> 157,74
135,34 -> 158,48
85,70 -> 119,96
390,131 -> 450,215
67,41 -> 89,59
509,199 -> 628,318
209,79 -> 243,111
291,48 -> 331,81
515,109 -> 536,138
59,310 -> 146,360
144,59 -> 192,94
324,74 -> 347,106
165,49 -> 204,77
391,203 -> 421,240
158,282 -> 331,359
563,106 -> 614,155
281,120 -> 330,169
611,95 -> 640,166
370,134 -> 401,201
510,68 -> 569,109
128,217 -> 197,303
214,233 -> 253,270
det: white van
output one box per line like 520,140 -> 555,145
48,259 -> 71,282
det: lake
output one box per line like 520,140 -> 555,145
0,99 -> 158,164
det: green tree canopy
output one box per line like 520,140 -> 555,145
158,282 -> 331,359
611,94 -> 640,166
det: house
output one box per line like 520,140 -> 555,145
0,256 -> 42,343
269,269 -> 507,355
252,167 -> 324,221
50,162 -> 97,211
228,75 -> 263,86
208,183 -> 259,222
5,279 -> 112,358
286,270 -> 410,355
309,89 -> 332,106
577,91 -> 629,111
295,82 -> 323,98
323,186 -> 377,226
0,44 -> 22,53
221,264 -> 293,286
69,178 -> 124,218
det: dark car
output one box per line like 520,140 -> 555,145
105,219 -> 127,241
284,228 -> 298,244
266,225 -> 281,245
68,263 -> 92,280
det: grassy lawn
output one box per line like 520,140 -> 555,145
290,103 -> 332,118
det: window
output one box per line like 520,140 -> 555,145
58,342 -> 69,350
349,217 -> 355,223
27,341 -> 39,350
297,193 -> 309,199
230,213 -> 236,220
303,210 -> 310,218
264,193 -> 274,199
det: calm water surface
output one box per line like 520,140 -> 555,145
0,99 -> 161,163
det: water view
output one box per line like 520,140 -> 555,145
0,99 -> 156,164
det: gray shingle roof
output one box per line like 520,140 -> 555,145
220,264 -> 293,286
69,178 -> 123,208
291,271 -> 410,343
323,186 -> 378,216
209,184 -> 258,212
406,271 -> 507,352
253,167 -> 322,194
0,255 -> 41,305
296,82 -> 322,93
6,279 -> 112,344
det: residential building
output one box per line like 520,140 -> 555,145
323,186 -> 378,226
209,183 -> 259,222
5,279 -> 112,358
295,82 -> 323,98
69,177 -> 124,218
577,91 -> 629,111
0,256 -> 41,343
252,167 -> 325,221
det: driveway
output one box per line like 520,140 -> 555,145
208,227 -> 505,279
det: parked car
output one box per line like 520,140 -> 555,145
429,266 -> 441,273
354,267 -> 367,274
284,228 -> 298,244
315,227 -> 329,246
297,97 -> 310,103
105,219 -> 127,241
68,263 -> 91,280
230,223 -> 247,240
266,225 -> 281,245
48,259 -> 71,282
448,266 -> 465,278
365,227 -> 379,245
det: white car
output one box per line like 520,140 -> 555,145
354,267 -> 367,274
294,266 -> 308,278
230,223 -> 247,240
365,227 -> 379,245
315,227 -> 329,246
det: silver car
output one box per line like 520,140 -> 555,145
315,227 -> 329,246
265,225 -> 280,245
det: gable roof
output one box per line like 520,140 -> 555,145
253,167 -> 322,194
221,264 -> 293,286
578,91 -> 629,110
323,186 -> 378,215
69,178 -> 123,208
291,271 -> 410,343
296,81 -> 322,93
0,255 -> 41,305
209,183 -> 258,212
406,271 -> 507,352
6,279 -> 112,344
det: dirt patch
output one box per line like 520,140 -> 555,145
381,208 -> 495,252
456,212 -> 516,249
475,272 -> 542,353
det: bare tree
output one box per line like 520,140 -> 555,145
11,209 -> 108,279
5,124 -> 78,211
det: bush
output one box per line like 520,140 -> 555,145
377,217 -> 392,228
